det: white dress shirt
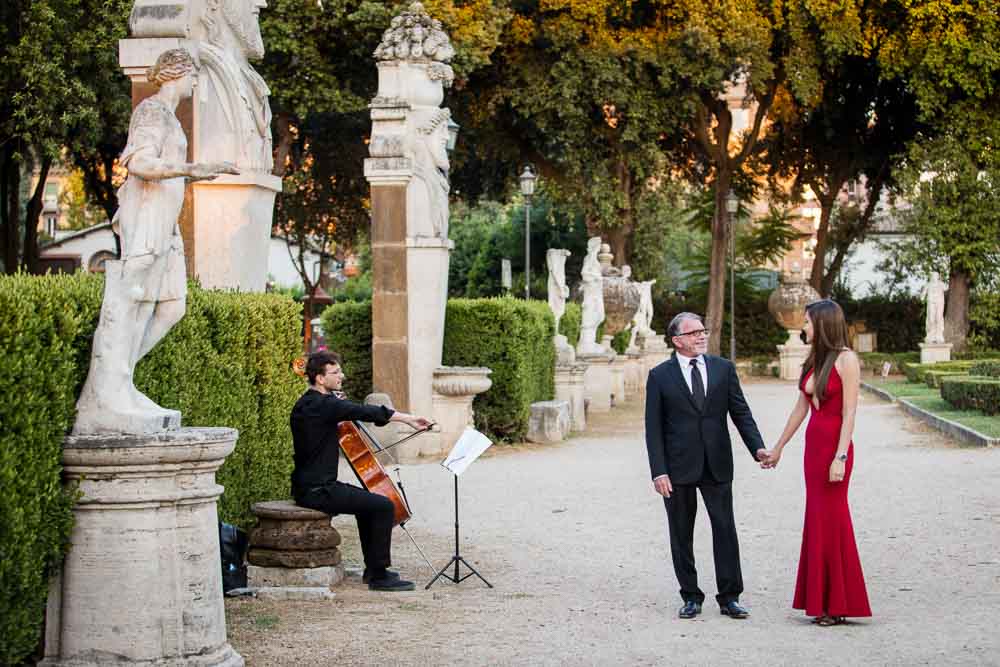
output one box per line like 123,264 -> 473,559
675,351 -> 708,395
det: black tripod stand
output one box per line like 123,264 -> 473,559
425,474 -> 492,589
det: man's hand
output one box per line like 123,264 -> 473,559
653,475 -> 673,498
404,415 -> 434,431
756,448 -> 779,469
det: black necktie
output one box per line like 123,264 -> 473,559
690,358 -> 705,411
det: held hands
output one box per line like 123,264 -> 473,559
756,448 -> 780,469
828,459 -> 846,483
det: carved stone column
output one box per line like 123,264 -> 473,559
42,429 -> 242,667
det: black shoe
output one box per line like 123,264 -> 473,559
719,601 -> 749,618
368,575 -> 416,591
362,568 -> 400,584
678,601 -> 702,619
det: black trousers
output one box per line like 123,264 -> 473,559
663,480 -> 744,605
295,482 -> 395,570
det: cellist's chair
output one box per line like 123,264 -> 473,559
246,500 -> 346,589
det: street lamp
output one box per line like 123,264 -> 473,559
519,165 -> 537,299
446,118 -> 460,152
726,189 -> 740,361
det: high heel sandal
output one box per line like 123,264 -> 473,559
815,615 -> 845,626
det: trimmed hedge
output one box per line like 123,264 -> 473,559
0,273 -> 302,665
321,297 -> 557,442
443,298 -> 556,442
969,360 -> 1000,378
902,361 -> 976,384
858,352 -> 920,375
559,302 -> 582,347
940,376 -> 1000,415
924,370 -> 969,388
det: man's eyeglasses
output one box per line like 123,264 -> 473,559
675,329 -> 708,338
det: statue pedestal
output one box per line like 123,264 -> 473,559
777,331 -> 809,380
579,351 -> 616,412
623,350 -> 644,399
247,501 -> 345,593
190,174 -> 281,292
555,362 -> 588,431
610,356 -> 628,405
920,342 -> 953,364
43,428 -> 242,667
639,334 -> 672,378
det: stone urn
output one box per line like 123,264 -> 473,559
767,266 -> 821,344
598,248 -> 641,348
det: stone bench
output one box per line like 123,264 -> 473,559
247,500 -> 345,589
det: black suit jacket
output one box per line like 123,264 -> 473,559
644,354 -> 764,485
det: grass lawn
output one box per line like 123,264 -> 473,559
867,378 -> 1000,438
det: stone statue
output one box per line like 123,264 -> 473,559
374,3 -> 455,64
196,0 -> 273,172
73,49 -> 238,435
577,237 -> 606,356
924,271 -> 947,344
547,248 -> 574,362
408,107 -> 451,238
628,279 -> 657,351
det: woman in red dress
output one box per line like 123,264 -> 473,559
762,299 -> 872,625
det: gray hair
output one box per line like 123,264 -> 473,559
668,312 -> 704,338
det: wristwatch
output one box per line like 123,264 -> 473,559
836,453 -> 848,462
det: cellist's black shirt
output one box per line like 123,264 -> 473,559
290,389 -> 394,493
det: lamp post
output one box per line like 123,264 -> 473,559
726,189 -> 740,361
519,165 -> 537,299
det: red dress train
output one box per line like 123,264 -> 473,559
794,366 -> 872,618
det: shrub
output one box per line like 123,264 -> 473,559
443,298 -> 556,442
902,361 -> 976,384
969,360 -> 1000,378
839,295 -> 925,353
322,297 -> 557,443
940,376 -> 1000,415
969,292 -> 1000,350
0,273 -> 302,664
320,300 -> 373,401
924,370 -> 969,388
559,302 -> 582,347
858,352 -> 920,375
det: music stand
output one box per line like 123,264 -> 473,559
426,428 -> 494,589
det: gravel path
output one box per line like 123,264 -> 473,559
226,379 -> 1000,666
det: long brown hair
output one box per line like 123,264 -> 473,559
801,299 -> 851,403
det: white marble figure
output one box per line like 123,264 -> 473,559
628,279 -> 657,351
924,271 -> 947,344
374,3 -> 455,63
73,49 -> 238,435
197,0 -> 273,172
408,108 -> 451,238
547,248 -> 574,361
577,237 -> 607,356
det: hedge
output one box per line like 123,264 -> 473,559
969,360 -> 1000,378
940,376 -> 1000,415
858,352 -> 920,375
902,361 -> 976,384
0,273 -> 302,665
924,370 -> 970,388
321,297 -> 557,442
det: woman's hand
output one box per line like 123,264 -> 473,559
829,458 -> 846,483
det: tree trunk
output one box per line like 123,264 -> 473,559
706,177 -> 730,355
272,112 -> 297,178
809,187 -> 839,295
2,145 -> 21,274
23,155 -> 52,274
944,268 -> 970,353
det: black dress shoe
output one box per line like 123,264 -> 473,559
368,575 -> 415,591
719,601 -> 749,618
362,568 -> 400,584
678,601 -> 702,619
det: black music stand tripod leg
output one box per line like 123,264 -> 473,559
425,474 -> 492,589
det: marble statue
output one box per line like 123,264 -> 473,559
547,248 -> 574,362
577,237 -> 606,356
409,107 -> 451,238
196,0 -> 273,172
73,49 -> 238,435
924,271 -> 947,344
628,279 -> 656,351
374,3 -> 456,63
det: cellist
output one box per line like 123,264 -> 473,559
291,351 -> 432,591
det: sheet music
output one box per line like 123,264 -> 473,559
441,428 -> 493,476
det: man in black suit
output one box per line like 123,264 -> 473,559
644,312 -> 767,619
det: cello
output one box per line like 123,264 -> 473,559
337,419 -> 413,526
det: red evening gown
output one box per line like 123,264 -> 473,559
794,366 -> 872,618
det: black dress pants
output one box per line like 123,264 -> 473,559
663,480 -> 744,605
295,482 -> 395,570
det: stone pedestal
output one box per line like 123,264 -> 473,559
580,351 -> 616,412
397,366 -> 494,463
43,428 -> 242,667
624,351 -> 644,398
247,501 -> 344,592
639,334 -> 671,378
777,330 -> 810,380
920,342 -> 953,364
555,362 -> 588,431
527,400 -> 571,443
610,356 -> 628,406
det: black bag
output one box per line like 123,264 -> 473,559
218,522 -> 249,592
